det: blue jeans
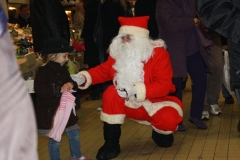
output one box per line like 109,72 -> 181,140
49,128 -> 82,160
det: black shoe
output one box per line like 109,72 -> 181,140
189,117 -> 207,129
177,122 -> 186,131
96,143 -> 120,160
152,130 -> 174,148
225,96 -> 234,104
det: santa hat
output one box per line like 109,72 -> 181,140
118,16 -> 150,38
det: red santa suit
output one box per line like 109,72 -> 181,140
78,16 -> 183,135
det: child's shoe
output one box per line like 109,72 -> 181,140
70,156 -> 92,160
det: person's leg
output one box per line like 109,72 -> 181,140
65,128 -> 82,159
202,73 -> 210,120
172,77 -> 183,100
205,39 -> 224,115
150,96 -> 183,147
205,39 -> 224,106
48,138 -> 61,160
187,51 -> 208,129
222,84 -> 234,104
96,85 -> 125,160
172,77 -> 186,131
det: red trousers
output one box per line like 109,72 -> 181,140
101,85 -> 183,134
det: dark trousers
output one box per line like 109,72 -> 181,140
172,51 -> 207,119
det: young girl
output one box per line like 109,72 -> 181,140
34,37 -> 91,160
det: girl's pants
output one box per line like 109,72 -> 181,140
49,128 -> 82,160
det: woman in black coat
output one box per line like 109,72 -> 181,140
100,0 -> 131,61
81,0 -> 102,100
30,0 -> 70,52
197,0 -> 240,131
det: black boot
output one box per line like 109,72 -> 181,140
96,122 -> 121,160
152,130 -> 174,148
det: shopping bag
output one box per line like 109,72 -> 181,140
222,49 -> 234,95
72,38 -> 85,52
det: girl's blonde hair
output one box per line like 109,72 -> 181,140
41,53 -> 62,66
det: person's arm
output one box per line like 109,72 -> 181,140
156,0 -> 196,33
144,48 -> 175,99
77,56 -> 114,89
34,68 -> 61,98
197,0 -> 240,44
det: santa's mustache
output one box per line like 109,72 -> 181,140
109,34 -> 153,62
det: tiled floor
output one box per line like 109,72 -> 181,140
38,80 -> 240,160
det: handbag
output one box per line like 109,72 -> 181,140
196,26 -> 215,48
72,38 -> 86,52
222,49 -> 234,95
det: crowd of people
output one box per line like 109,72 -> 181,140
8,4 -> 31,28
2,0 -> 240,159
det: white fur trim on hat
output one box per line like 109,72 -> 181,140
119,26 -> 149,38
77,71 -> 92,89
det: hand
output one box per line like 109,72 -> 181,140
194,18 -> 201,26
117,86 -> 136,100
66,82 -> 74,89
71,74 -> 85,85
61,83 -> 72,93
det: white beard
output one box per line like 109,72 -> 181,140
109,34 -> 155,89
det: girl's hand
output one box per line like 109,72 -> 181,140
60,83 -> 73,93
66,82 -> 74,89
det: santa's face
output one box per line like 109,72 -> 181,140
110,34 -> 153,89
121,34 -> 132,43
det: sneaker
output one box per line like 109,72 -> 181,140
201,111 -> 209,120
210,104 -> 221,115
97,106 -> 102,111
70,156 -> 92,160
225,96 -> 234,104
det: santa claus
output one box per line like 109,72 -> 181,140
74,16 -> 183,160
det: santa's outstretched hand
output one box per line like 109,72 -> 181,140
117,85 -> 136,100
70,74 -> 85,86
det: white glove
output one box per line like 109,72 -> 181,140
70,74 -> 85,85
117,86 -> 136,100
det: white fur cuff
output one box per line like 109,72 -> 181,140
77,71 -> 92,89
134,82 -> 146,102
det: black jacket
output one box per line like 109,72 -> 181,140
17,15 -> 31,28
197,0 -> 240,89
81,0 -> 100,66
34,61 -> 78,129
100,0 -> 130,61
134,0 -> 158,39
30,0 -> 70,52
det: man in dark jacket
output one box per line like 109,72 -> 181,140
134,0 -> 158,39
30,0 -> 70,52
196,0 -> 240,130
17,4 -> 31,28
